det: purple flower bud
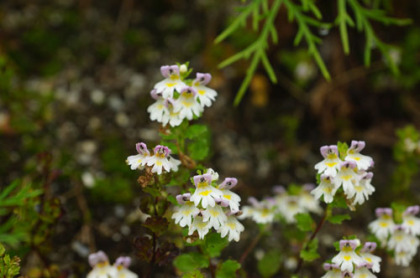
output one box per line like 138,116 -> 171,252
361,242 -> 377,253
350,140 -> 366,153
219,177 -> 238,190
273,185 -> 286,194
362,172 -> 373,180
226,210 -> 242,216
89,251 -> 108,267
340,160 -> 357,170
214,197 -> 230,207
339,239 -> 358,250
136,142 -> 149,155
161,65 -> 179,78
303,183 -> 315,191
154,145 -> 171,156
404,205 -> 420,216
180,86 -> 197,96
193,174 -> 212,186
115,256 -> 131,268
194,73 -> 212,86
248,197 -> 260,208
323,263 -> 333,271
320,146 -> 329,158
150,89 -> 160,100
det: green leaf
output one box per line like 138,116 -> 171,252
257,250 -> 282,278
216,260 -> 241,278
330,192 -> 348,209
187,138 -> 210,161
300,238 -> 319,262
143,216 -> 169,236
295,213 -> 314,232
173,253 -> 209,273
183,270 -> 205,278
185,124 -> 209,139
327,214 -> 351,224
203,233 -> 229,258
337,141 -> 349,160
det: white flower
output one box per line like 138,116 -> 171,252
311,175 -> 338,203
173,87 -> 203,120
359,242 -> 381,273
191,73 -> 217,108
202,205 -> 227,230
172,198 -> 200,228
205,168 -> 219,182
401,205 -> 420,236
188,215 -> 211,239
368,208 -> 395,244
87,251 -> 117,278
218,214 -> 244,242
277,195 -> 304,223
352,172 -> 375,205
345,140 -> 374,171
394,250 -> 414,266
240,197 -> 276,224
126,142 -> 150,170
334,161 -> 359,198
161,98 -> 184,127
353,263 -> 376,278
332,240 -> 364,272
190,174 -> 222,209
314,145 -> 342,177
298,184 -> 322,214
147,90 -> 169,123
153,65 -> 186,98
114,257 -> 138,278
145,145 -> 180,175
388,226 -> 419,255
218,178 -> 241,212
321,263 -> 342,278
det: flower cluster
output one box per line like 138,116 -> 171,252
126,142 -> 180,175
311,141 -> 375,206
147,64 -> 217,127
368,206 -> 420,266
321,239 -> 382,278
87,251 -> 137,278
239,184 -> 322,224
172,169 -> 244,242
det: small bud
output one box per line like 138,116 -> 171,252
180,64 -> 188,73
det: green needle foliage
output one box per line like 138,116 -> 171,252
216,0 -> 411,105
335,0 -> 411,73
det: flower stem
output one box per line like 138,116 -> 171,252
239,228 -> 264,265
294,209 -> 328,274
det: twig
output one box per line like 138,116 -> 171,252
239,229 -> 264,265
294,210 -> 327,274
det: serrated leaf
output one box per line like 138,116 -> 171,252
300,238 -> 319,262
143,216 -> 169,236
187,138 -> 210,161
295,213 -> 314,232
185,124 -> 209,139
328,214 -> 351,224
203,233 -> 229,258
257,250 -> 282,278
173,253 -> 209,273
216,260 -> 241,278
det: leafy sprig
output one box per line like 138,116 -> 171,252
336,0 -> 411,74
